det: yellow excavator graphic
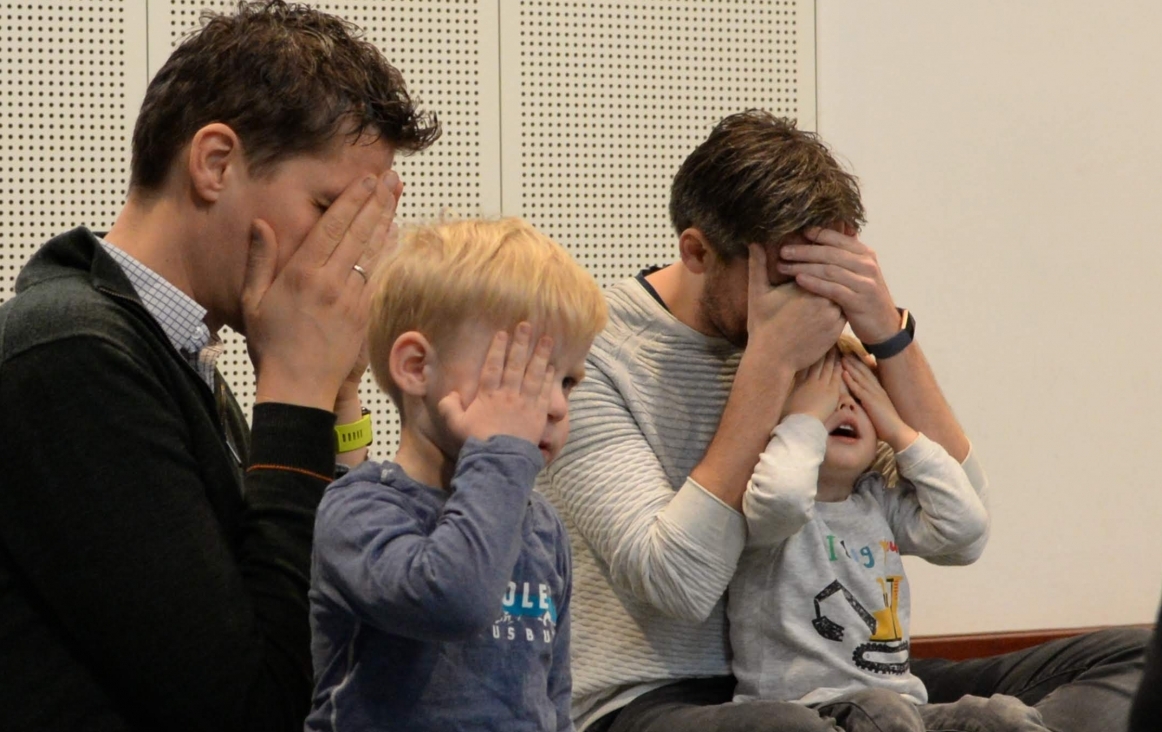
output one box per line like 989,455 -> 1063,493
811,575 -> 908,674
870,576 -> 903,642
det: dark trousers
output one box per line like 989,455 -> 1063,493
590,628 -> 1147,732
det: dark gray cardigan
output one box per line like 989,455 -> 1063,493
0,227 -> 335,731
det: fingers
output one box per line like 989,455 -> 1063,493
805,354 -> 825,381
331,170 -> 400,276
819,348 -> 839,384
478,331 -> 509,392
841,369 -> 868,408
540,365 -> 557,407
436,390 -> 467,425
383,221 -> 402,258
843,352 -> 875,381
241,219 -> 278,314
523,335 -> 553,396
779,227 -> 871,283
792,272 -> 860,308
353,216 -> 395,292
482,324 -> 553,399
364,200 -> 399,264
296,174 -> 379,268
779,260 -> 871,301
501,323 -> 533,391
803,226 -> 864,253
454,323 -> 555,446
842,354 -> 883,400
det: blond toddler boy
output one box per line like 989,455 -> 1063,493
728,339 -> 1049,731
306,218 -> 606,732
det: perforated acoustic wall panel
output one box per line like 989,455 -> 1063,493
3,1 -> 814,458
499,0 -> 815,288
1,2 -> 146,300
150,1 -> 500,456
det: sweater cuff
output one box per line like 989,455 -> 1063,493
459,435 -> 545,488
461,434 -> 545,466
895,435 -> 986,494
775,413 -> 830,450
249,402 -> 337,480
671,477 -> 746,553
894,432 -> 939,472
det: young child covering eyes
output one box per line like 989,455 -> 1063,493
306,218 -> 606,732
727,336 -> 1049,732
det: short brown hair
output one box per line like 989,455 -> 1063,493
670,110 -> 865,260
130,0 -> 440,191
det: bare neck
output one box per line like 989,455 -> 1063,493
643,263 -> 717,337
394,421 -> 456,492
816,463 -> 865,503
815,475 -> 856,503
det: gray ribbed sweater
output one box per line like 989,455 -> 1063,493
539,277 -> 989,730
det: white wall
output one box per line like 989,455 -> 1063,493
816,0 -> 1162,634
6,0 -> 1157,637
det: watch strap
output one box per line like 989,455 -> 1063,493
861,308 -> 915,360
334,408 -> 373,453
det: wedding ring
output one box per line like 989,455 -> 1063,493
352,263 -> 368,283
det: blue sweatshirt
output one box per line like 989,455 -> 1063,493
305,436 -> 573,732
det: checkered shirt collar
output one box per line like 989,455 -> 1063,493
97,238 -> 220,386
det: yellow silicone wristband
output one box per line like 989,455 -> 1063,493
334,409 -> 373,453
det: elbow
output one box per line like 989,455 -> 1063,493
423,594 -> 502,640
931,519 -> 990,566
950,506 -> 990,555
411,569 -> 507,640
958,538 -> 987,565
944,532 -> 988,566
958,515 -> 991,563
609,555 -> 726,624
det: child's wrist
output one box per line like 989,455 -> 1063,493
885,426 -> 920,453
785,407 -> 829,424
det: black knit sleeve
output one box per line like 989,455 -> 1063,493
0,330 -> 330,732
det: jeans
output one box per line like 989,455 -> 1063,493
591,628 -> 1147,732
915,627 -> 1147,732
819,688 -> 1047,732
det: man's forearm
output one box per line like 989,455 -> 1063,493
690,353 -> 796,511
875,342 -> 970,462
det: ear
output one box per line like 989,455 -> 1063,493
187,123 -> 244,204
678,228 -> 714,275
389,331 -> 435,398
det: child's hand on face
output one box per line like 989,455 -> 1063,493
784,349 -> 842,424
438,322 -> 556,448
841,354 -> 919,452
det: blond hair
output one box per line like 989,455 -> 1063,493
368,217 -> 607,403
837,333 -> 899,487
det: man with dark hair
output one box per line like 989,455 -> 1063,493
0,2 -> 438,730
541,110 -> 1145,732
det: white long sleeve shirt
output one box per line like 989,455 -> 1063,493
730,414 -> 989,706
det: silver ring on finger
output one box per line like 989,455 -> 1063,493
352,263 -> 368,283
